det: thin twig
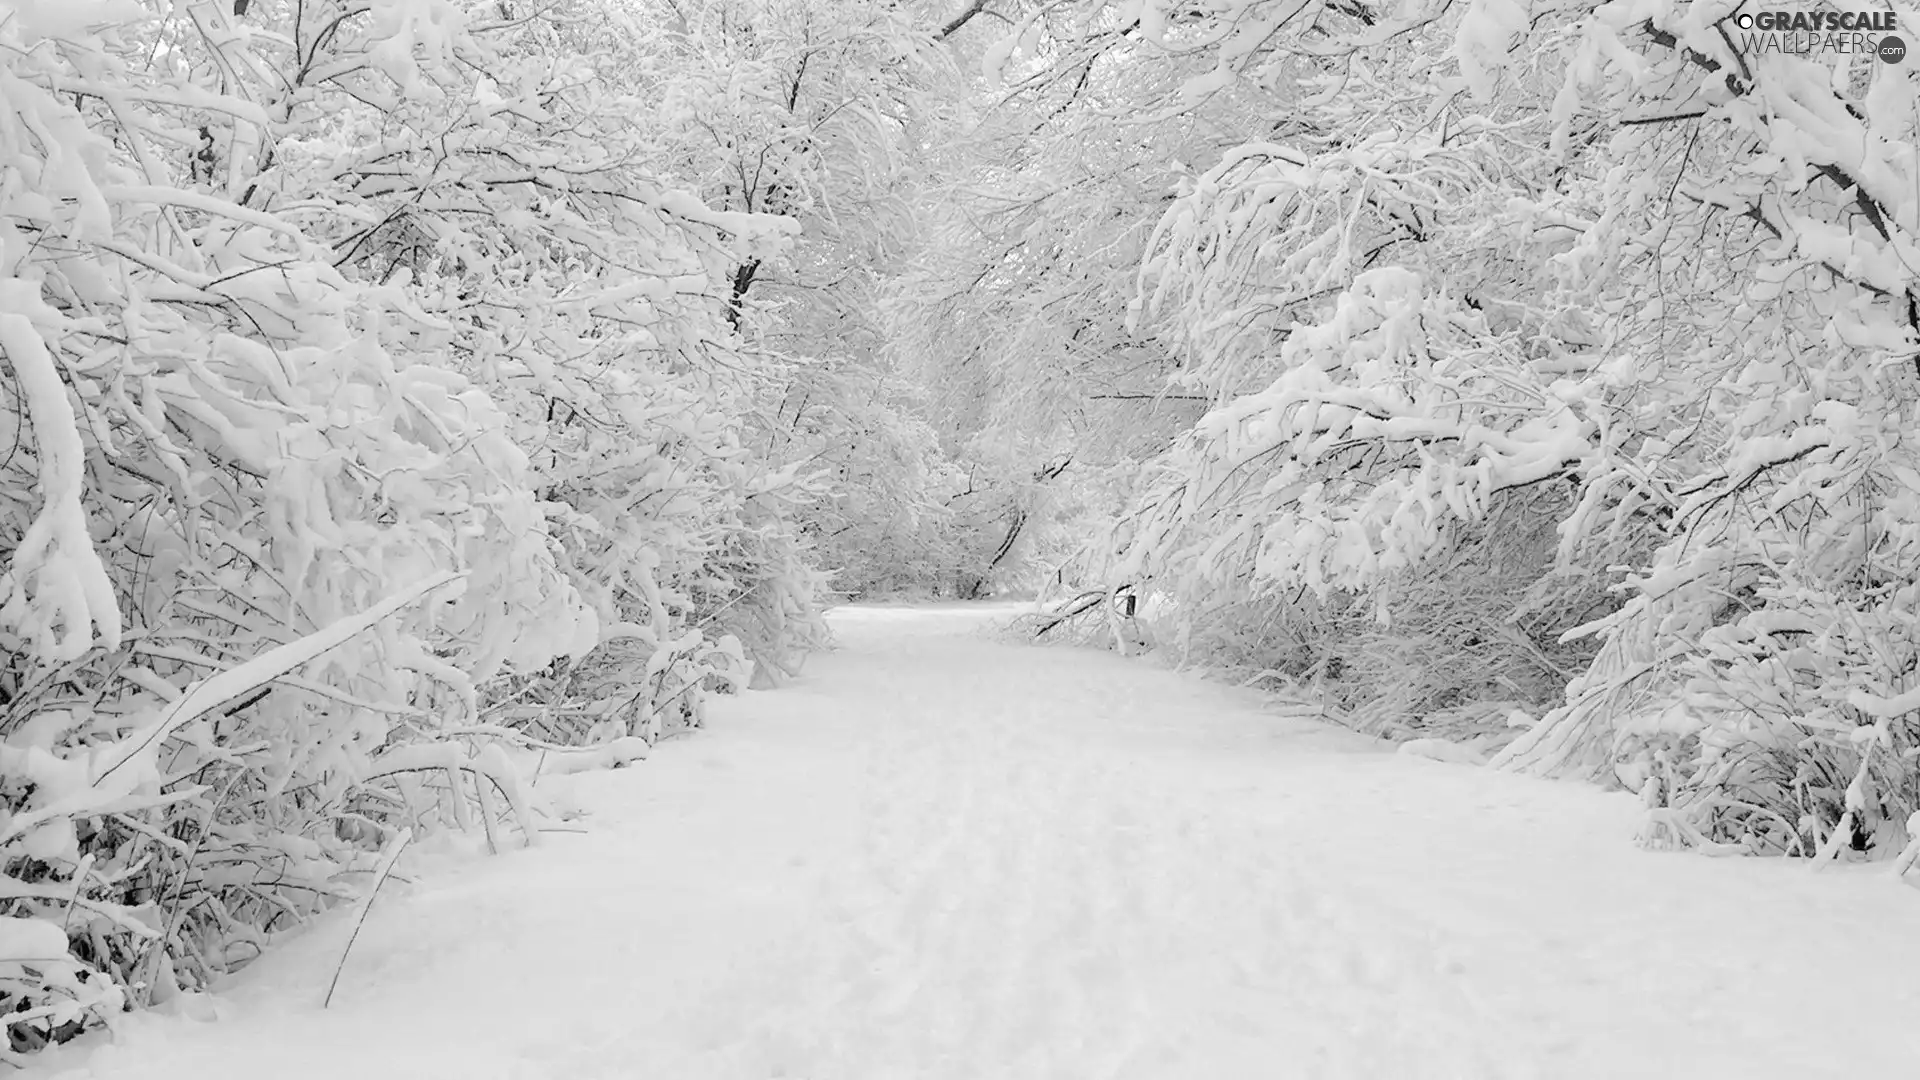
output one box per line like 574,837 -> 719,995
323,827 -> 411,1009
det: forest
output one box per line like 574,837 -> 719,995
4,0 -> 1920,1058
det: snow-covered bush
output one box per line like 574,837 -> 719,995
0,1 -> 602,1050
1107,250 -> 1633,735
1028,0 -> 1920,856
1484,4 -> 1920,858
0,0 -> 835,1054
1120,484 -> 1613,756
253,0 -> 827,700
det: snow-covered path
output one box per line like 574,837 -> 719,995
36,606 -> 1920,1080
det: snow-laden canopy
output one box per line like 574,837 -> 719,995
6,0 -> 1920,1056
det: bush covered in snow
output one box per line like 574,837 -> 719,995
0,0 -> 852,1055
1005,0 -> 1920,860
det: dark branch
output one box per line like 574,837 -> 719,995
1620,111 -> 1707,126
1088,392 -> 1213,401
726,259 -> 760,331
937,0 -> 992,40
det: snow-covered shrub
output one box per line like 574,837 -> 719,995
1042,0 -> 1920,855
0,0 -> 835,1054
1481,7 -> 1920,857
1108,256 -> 1627,730
0,1 -> 606,1050
1102,478 -> 1621,752
246,0 -> 829,704
1331,486 -> 1627,748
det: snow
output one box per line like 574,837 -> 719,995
26,604 -> 1920,1080
85,569 -> 467,797
0,917 -> 75,965
0,302 -> 123,664
1452,0 -> 1529,102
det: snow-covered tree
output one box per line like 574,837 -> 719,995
616,0 -> 997,600
241,0 -> 827,692
1012,0 -> 1920,857
878,0 -> 1254,594
0,0 -> 846,1052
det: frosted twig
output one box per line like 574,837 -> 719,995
323,827 -> 412,1010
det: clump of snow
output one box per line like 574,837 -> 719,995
0,300 -> 123,664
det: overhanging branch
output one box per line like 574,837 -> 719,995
937,0 -> 992,40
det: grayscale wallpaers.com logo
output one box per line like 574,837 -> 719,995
1731,9 -> 1906,63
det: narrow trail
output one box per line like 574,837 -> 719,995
37,606 -> 1920,1080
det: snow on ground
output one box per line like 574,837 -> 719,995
27,605 -> 1920,1080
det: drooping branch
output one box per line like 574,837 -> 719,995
985,506 -> 1028,572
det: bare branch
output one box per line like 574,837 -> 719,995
937,0 -> 992,40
